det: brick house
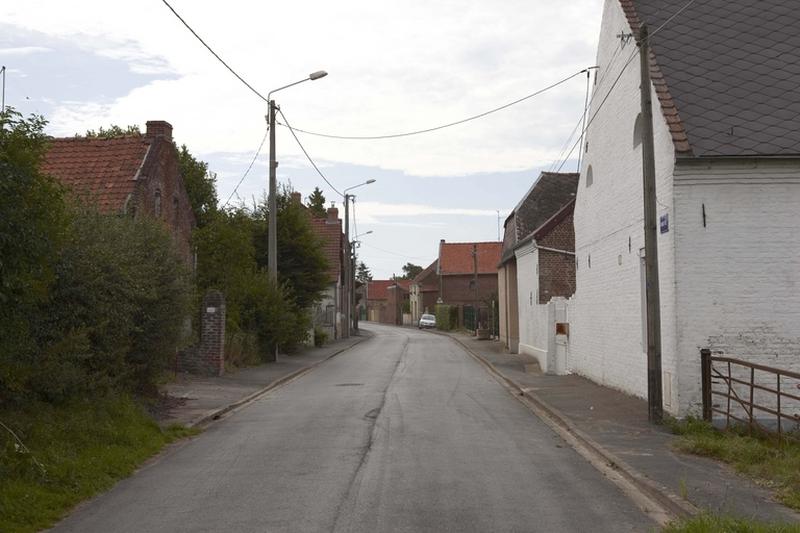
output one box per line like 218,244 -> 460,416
364,279 -> 411,325
568,0 -> 800,415
497,172 -> 579,353
307,200 -> 349,341
436,241 -> 502,328
41,120 -> 196,264
409,259 -> 438,325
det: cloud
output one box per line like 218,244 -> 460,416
0,46 -> 50,55
1,0 -> 602,177
356,201 -> 502,224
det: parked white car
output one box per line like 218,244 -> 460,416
418,313 -> 436,329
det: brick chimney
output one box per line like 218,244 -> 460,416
326,206 -> 339,224
291,191 -> 302,204
145,120 -> 173,141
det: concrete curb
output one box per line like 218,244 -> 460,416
188,335 -> 369,428
436,330 -> 698,525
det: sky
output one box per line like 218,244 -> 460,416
1,0 -> 603,278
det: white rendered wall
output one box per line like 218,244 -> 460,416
516,246 -> 550,369
569,0 -> 679,413
673,161 -> 800,415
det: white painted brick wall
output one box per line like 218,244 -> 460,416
673,163 -> 800,415
569,0 -> 680,413
516,246 -> 550,366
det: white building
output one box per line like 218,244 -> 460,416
569,0 -> 800,415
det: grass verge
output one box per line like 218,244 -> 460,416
668,417 -> 800,511
663,513 -> 800,532
0,395 -> 200,532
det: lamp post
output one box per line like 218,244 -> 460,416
267,70 -> 328,283
342,179 -> 376,336
351,230 -> 373,331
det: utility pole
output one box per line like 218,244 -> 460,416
639,24 -> 663,424
268,99 -> 278,284
343,195 -> 351,338
1,66 -> 6,116
472,243 -> 479,330
352,247 -> 358,332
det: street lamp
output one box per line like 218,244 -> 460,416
350,230 -> 373,334
342,179 -> 376,336
267,70 -> 328,284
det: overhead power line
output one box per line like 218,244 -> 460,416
280,68 -> 591,140
223,124 -> 270,208
160,0 -> 269,102
277,108 -> 343,197
551,0 -> 699,173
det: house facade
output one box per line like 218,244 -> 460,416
569,0 -> 800,415
308,203 -> 349,341
437,240 -> 501,329
409,260 -> 438,324
498,172 -> 579,353
41,120 -> 196,264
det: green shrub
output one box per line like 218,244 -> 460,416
435,304 -> 454,331
314,327 -> 329,347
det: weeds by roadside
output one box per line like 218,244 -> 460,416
667,417 -> 800,511
0,395 -> 200,533
663,513 -> 800,532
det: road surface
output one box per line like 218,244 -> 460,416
53,323 -> 654,532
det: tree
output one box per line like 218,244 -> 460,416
177,145 -> 218,228
84,124 -> 141,138
306,187 -> 326,217
400,262 -> 423,280
356,261 -> 373,283
0,109 -> 67,403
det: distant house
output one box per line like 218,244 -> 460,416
498,172 -> 579,353
568,0 -> 800,415
436,240 -> 502,329
409,260 -> 438,325
365,279 -> 411,325
41,120 -> 196,264
307,200 -> 349,341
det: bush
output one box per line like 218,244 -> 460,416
0,110 -> 192,403
314,327 -> 328,347
435,304 -> 459,331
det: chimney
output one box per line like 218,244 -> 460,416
291,191 -> 302,204
145,120 -> 173,142
326,206 -> 339,224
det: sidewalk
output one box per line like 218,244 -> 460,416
442,331 -> 800,524
157,334 -> 367,428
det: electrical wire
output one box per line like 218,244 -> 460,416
277,108 -> 343,196
223,125 -> 269,208
551,0 -> 699,174
279,68 -> 590,140
160,0 -> 269,102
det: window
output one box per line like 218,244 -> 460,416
154,190 -> 162,218
633,113 -> 643,148
585,165 -> 594,187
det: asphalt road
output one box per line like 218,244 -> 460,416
53,324 -> 654,532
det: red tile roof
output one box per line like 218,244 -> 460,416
366,279 -> 411,301
366,280 -> 394,301
41,136 -> 151,213
309,216 -> 344,283
439,241 -> 502,275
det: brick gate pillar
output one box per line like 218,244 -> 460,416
199,290 -> 226,376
